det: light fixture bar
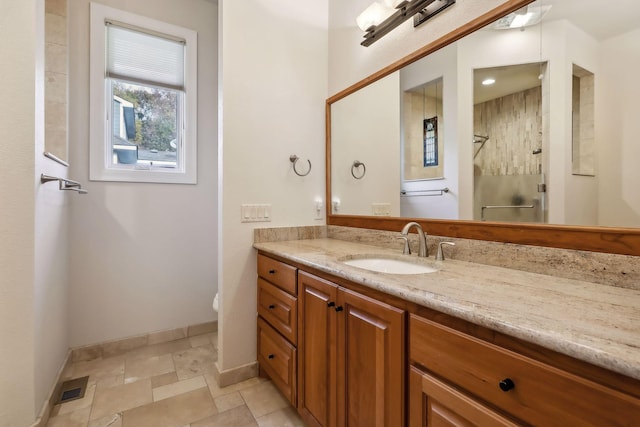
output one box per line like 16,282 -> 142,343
413,0 -> 456,28
361,0 -> 455,47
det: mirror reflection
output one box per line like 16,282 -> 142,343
473,62 -> 545,223
403,78 -> 444,182
330,0 -> 640,228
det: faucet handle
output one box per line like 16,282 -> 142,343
436,241 -> 455,261
398,236 -> 411,255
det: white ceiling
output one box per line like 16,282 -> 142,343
541,0 -> 640,41
474,63 -> 542,104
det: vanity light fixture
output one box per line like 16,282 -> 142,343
358,0 -> 456,47
492,4 -> 552,30
482,78 -> 496,86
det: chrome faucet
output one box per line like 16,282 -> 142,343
400,222 -> 428,257
436,241 -> 456,261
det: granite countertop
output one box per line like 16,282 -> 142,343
254,238 -> 640,381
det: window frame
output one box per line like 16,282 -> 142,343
89,3 -> 197,184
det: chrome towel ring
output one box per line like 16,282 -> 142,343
290,155 -> 311,177
351,160 -> 366,179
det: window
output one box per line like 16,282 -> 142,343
423,116 -> 438,167
90,3 -> 197,183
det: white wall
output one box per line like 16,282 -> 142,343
1,3 -> 38,424
1,0 -> 71,425
562,23 -> 599,225
331,72 -> 400,216
34,163 -> 71,414
598,28 -> 640,227
218,0 -> 328,373
67,0 -> 218,346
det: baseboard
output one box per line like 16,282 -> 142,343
213,361 -> 259,388
70,320 -> 218,362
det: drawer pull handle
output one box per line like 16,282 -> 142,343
327,301 -> 336,308
499,378 -> 515,392
268,269 -> 276,274
268,354 -> 275,359
335,306 -> 344,312
268,304 -> 276,310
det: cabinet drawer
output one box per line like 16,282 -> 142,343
258,254 -> 297,295
257,317 -> 297,406
257,278 -> 297,345
410,315 -> 640,426
409,366 -> 519,427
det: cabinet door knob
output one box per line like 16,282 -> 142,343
335,306 -> 344,312
268,354 -> 275,359
499,378 -> 515,392
268,304 -> 275,310
327,301 -> 335,308
268,269 -> 276,274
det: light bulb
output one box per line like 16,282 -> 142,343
356,2 -> 391,31
384,0 -> 408,8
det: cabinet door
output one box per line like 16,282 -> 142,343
336,287 -> 405,427
409,366 -> 519,427
298,271 -> 338,427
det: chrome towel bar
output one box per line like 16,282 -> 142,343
40,174 -> 88,194
400,188 -> 449,197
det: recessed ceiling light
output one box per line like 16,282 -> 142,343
482,78 -> 496,86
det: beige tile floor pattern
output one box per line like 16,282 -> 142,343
46,332 -> 306,427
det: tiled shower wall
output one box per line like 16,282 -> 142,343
474,86 -> 542,176
45,0 -> 68,160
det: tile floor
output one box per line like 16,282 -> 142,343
46,332 -> 306,427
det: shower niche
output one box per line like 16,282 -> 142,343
402,78 -> 444,181
571,64 -> 595,176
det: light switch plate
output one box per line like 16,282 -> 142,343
241,204 -> 272,222
372,203 -> 391,216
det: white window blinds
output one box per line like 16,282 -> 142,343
106,23 -> 185,91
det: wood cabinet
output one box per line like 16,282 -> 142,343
257,251 -> 640,427
409,314 -> 640,426
297,271 -> 405,427
256,254 -> 298,405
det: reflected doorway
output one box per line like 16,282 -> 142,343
473,62 -> 547,223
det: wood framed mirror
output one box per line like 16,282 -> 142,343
326,0 -> 640,256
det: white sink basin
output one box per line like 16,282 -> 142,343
341,256 -> 438,275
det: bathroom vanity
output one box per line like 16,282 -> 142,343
255,238 -> 640,426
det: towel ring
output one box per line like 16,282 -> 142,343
290,155 -> 311,177
351,160 -> 366,179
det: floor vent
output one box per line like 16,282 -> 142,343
55,376 -> 89,405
